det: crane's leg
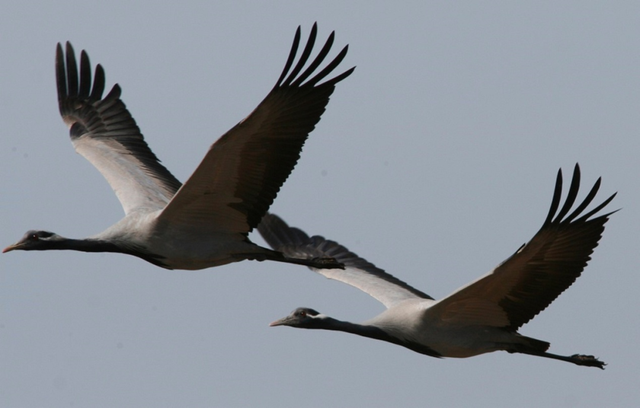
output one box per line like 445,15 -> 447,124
515,349 -> 606,369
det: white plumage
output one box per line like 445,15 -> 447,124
4,24 -> 353,271
259,165 -> 615,368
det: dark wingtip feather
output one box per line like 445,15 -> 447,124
326,64 -> 356,86
545,164 -> 616,226
230,25 -> 352,231
57,43 -> 107,114
303,44 -> 351,87
280,23 -> 318,87
500,164 -> 616,330
553,164 -> 581,223
574,192 -> 619,223
290,30 -> 335,87
563,177 -> 601,223
65,42 -> 79,97
53,41 -> 183,195
104,83 -> 122,101
78,50 -> 92,99
90,64 -> 106,101
275,26 -> 302,86
55,43 -> 67,113
543,168 -> 563,226
274,24 -> 353,90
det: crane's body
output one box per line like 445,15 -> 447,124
85,214 -> 282,269
5,24 -> 352,271
341,299 -> 546,358
260,165 -> 615,368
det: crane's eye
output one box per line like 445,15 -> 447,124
298,311 -> 306,318
30,234 -> 39,241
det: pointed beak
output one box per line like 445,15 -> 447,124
2,243 -> 21,253
269,317 -> 289,327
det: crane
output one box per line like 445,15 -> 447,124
258,165 -> 615,368
4,24 -> 352,270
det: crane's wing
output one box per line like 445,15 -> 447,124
158,24 -> 354,235
427,164 -> 616,329
258,213 -> 433,308
56,43 -> 182,215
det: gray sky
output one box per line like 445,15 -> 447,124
2,2 -> 639,407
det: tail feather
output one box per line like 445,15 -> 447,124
506,334 -> 550,354
520,335 -> 550,352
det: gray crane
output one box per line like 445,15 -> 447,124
4,24 -> 352,270
258,165 -> 615,368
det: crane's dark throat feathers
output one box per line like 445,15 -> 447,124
345,322 -> 442,358
34,237 -> 169,268
310,316 -> 442,358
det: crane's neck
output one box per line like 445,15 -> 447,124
306,316 -> 408,350
43,237 -> 169,268
44,237 -> 124,253
315,317 -> 390,340
312,316 -> 442,358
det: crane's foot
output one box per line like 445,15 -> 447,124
570,354 -> 606,369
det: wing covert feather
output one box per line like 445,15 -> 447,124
429,165 -> 616,330
258,213 -> 433,308
158,24 -> 354,235
56,43 -> 182,215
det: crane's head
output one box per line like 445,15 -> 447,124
3,230 -> 62,252
269,307 -> 324,328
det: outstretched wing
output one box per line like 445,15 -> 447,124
158,24 -> 354,235
258,213 -> 433,308
56,43 -> 182,215
429,164 -> 616,329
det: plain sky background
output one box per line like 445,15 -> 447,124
2,2 -> 639,407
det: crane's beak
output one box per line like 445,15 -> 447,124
269,317 -> 289,327
2,242 -> 21,253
